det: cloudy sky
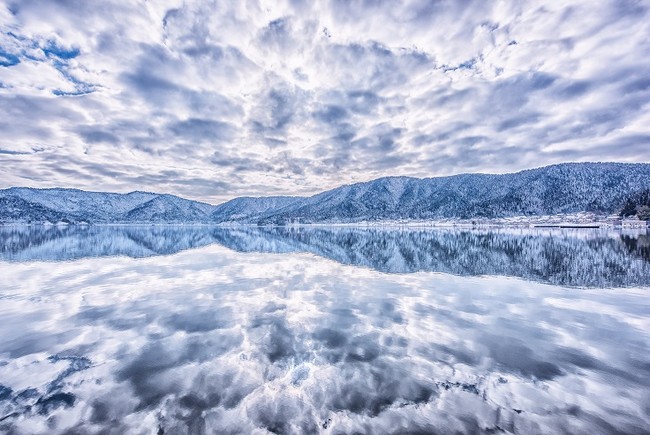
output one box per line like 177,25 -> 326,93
0,0 -> 649,203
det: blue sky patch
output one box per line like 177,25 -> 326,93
42,41 -> 80,60
0,48 -> 20,67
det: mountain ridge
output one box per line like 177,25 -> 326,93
2,162 -> 650,224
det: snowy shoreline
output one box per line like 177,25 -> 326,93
1,213 -> 648,229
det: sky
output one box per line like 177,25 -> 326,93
0,0 -> 649,204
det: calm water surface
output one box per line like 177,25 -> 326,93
0,226 -> 649,434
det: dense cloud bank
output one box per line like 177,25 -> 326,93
1,1 -> 649,201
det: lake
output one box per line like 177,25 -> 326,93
1,226 -> 649,434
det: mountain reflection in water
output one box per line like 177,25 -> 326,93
1,225 -> 649,287
1,225 -> 649,434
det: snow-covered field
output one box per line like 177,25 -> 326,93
229,213 -> 649,229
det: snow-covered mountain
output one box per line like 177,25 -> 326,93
0,188 -> 213,223
210,196 -> 301,223
252,163 -> 650,224
1,163 -> 650,224
122,195 -> 214,223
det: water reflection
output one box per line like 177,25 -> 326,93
1,225 -> 649,287
1,227 -> 649,434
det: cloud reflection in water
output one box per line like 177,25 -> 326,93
0,226 -> 649,434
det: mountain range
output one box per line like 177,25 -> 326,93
1,162 -> 650,224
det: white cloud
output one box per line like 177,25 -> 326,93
0,0 -> 648,202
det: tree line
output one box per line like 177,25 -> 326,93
620,189 -> 650,220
